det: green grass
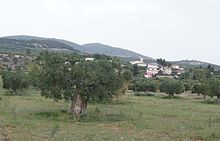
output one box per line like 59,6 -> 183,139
0,82 -> 220,140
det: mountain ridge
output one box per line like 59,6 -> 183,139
0,35 -> 219,68
0,35 -> 153,59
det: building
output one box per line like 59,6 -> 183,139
85,57 -> 95,61
129,58 -> 147,67
159,67 -> 172,75
172,65 -> 185,75
145,63 -> 185,78
144,63 -> 159,78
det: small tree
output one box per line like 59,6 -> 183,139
159,79 -> 184,97
132,64 -> 139,76
132,78 -> 158,92
145,80 -> 158,92
183,82 -> 191,92
192,68 -> 212,81
117,70 -> 132,95
2,70 -> 30,95
207,78 -> 220,102
156,58 -> 171,67
192,82 -> 208,98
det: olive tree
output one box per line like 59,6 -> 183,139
192,82 -> 208,98
159,79 -> 185,97
132,78 -> 158,92
2,70 -> 30,95
31,51 -> 128,117
207,78 -> 220,102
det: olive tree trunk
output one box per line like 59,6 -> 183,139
70,94 -> 86,120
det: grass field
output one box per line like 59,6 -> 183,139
0,79 -> 220,140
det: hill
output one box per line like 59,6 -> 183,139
0,35 -> 219,69
81,43 -> 153,59
172,60 -> 220,70
0,35 -> 152,59
0,36 -> 79,53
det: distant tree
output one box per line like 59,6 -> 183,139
132,64 -> 139,76
183,82 -> 191,92
92,54 -> 111,60
207,64 -> 215,73
156,58 -> 171,67
132,78 -> 158,92
145,81 -> 158,92
192,83 -> 202,95
192,82 -> 208,98
207,77 -> 220,102
117,70 -> 132,95
192,68 -> 212,81
179,72 -> 192,80
2,70 -> 30,95
159,79 -> 185,97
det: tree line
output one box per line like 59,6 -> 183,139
129,66 -> 220,101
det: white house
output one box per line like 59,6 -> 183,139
85,57 -> 95,61
144,63 -> 159,78
172,65 -> 185,75
129,58 -> 147,67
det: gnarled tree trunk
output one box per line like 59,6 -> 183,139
70,94 -> 86,120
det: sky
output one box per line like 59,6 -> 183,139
0,0 -> 220,64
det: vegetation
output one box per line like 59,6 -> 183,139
132,64 -> 139,76
1,49 -> 220,140
156,58 -> 171,67
159,79 -> 185,97
1,70 -> 29,95
131,78 -> 158,93
30,51 -> 131,117
207,78 -> 220,102
1,87 -> 220,140
192,82 -> 208,98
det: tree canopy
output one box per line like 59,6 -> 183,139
31,51 -> 130,106
207,77 -> 220,102
2,70 -> 30,95
156,58 -> 171,67
159,79 -> 184,97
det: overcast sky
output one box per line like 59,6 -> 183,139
0,0 -> 220,64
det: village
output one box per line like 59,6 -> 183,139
129,58 -> 185,78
